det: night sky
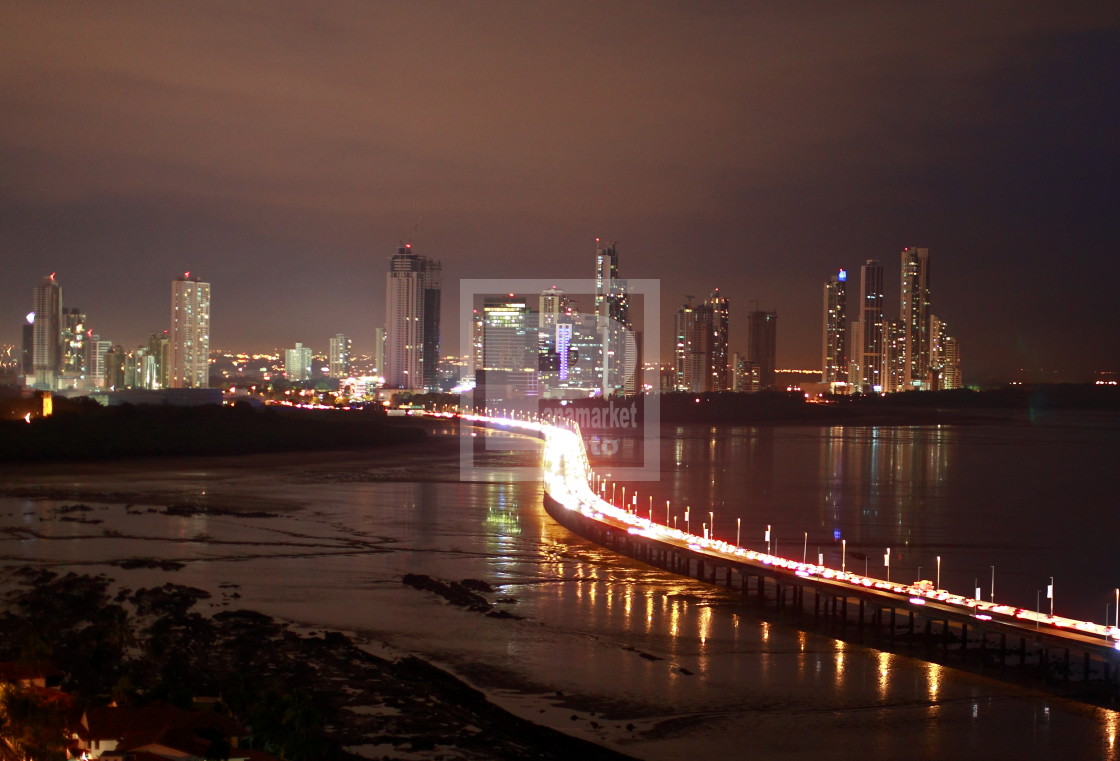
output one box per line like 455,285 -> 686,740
2,2 -> 1117,382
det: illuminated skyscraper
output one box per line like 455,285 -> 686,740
328,334 -> 352,379
885,318 -> 907,393
537,287 -> 569,382
169,273 -> 211,388
86,334 -> 112,390
705,290 -> 730,391
285,342 -> 313,382
58,307 -> 87,390
538,287 -> 566,331
30,273 -> 62,390
851,260 -> 884,392
747,310 -> 777,390
672,291 -> 728,393
384,244 -> 440,389
594,239 -> 632,394
372,327 -> 385,377
149,330 -> 170,389
821,269 -> 847,386
900,247 -> 931,390
477,297 -> 537,401
674,299 -> 705,392
930,315 -> 963,390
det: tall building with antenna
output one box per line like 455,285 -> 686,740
593,239 -> 633,395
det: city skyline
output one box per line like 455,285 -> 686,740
1,4 -> 1117,382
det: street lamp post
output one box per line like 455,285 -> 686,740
884,547 -> 891,583
991,566 -> 996,603
936,555 -> 941,590
709,511 -> 714,541
802,532 -> 808,564
841,539 -> 846,573
736,517 -> 741,547
765,524 -> 772,556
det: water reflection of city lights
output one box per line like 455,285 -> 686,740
926,661 -> 943,704
877,651 -> 890,701
699,605 -> 712,645
833,640 -> 846,686
1102,707 -> 1118,754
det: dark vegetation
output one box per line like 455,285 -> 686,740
0,570 -> 635,761
0,401 -> 428,461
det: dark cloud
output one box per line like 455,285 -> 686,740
2,2 -> 1117,380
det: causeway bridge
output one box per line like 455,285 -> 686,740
458,411 -> 1120,705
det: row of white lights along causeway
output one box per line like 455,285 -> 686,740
449,410 -> 1120,648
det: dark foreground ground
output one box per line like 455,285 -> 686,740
0,568 -> 637,761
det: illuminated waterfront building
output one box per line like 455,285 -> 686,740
169,273 -> 211,388
850,259 -> 885,392
930,315 -> 963,390
674,291 -> 730,392
731,352 -> 760,393
884,318 -> 907,394
30,273 -> 62,390
821,269 -> 847,387
384,244 -> 441,389
594,239 -> 633,394
705,290 -> 730,391
673,299 -> 705,392
899,246 -> 931,390
478,297 -> 537,401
